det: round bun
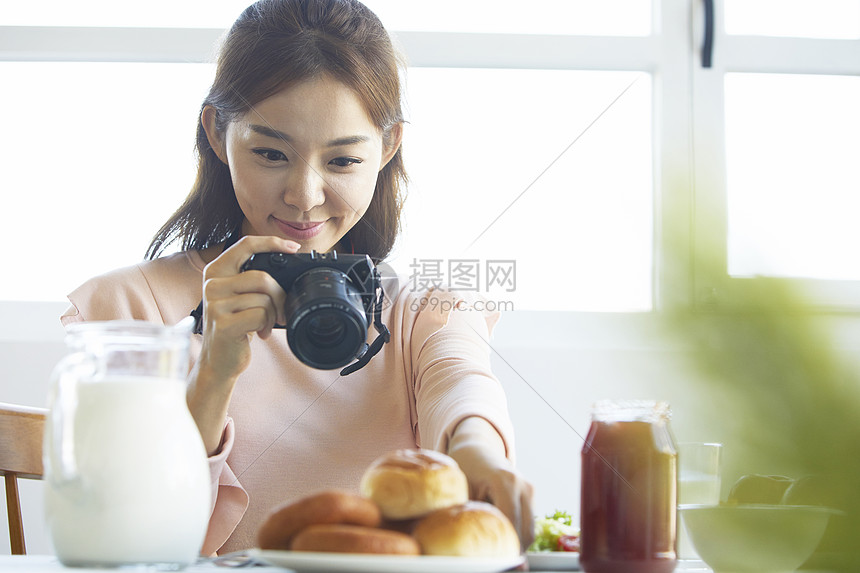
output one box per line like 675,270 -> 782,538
412,501 -> 520,558
257,490 -> 381,550
291,524 -> 421,555
360,449 -> 469,520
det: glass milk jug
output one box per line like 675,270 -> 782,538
44,320 -> 211,569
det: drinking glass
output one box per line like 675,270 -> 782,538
678,442 -> 723,560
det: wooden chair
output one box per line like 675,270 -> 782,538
0,403 -> 47,555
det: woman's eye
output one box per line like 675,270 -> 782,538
330,157 -> 362,168
253,149 -> 287,162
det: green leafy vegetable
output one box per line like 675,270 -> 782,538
528,510 -> 579,552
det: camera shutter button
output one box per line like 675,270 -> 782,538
271,253 -> 288,265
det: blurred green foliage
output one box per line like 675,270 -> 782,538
663,257 -> 860,569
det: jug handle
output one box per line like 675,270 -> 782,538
45,352 -> 97,484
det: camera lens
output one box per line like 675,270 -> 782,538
284,268 -> 368,370
306,312 -> 347,348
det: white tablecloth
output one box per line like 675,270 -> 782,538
0,554 -> 714,572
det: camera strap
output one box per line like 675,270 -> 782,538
340,267 -> 391,376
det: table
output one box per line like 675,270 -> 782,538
0,554 -> 714,572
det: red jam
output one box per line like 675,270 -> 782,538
580,401 -> 677,573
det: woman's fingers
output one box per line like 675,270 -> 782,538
205,235 -> 300,278
195,235 -> 301,381
204,271 -> 288,327
205,288 -> 282,336
203,235 -> 301,331
478,470 -> 535,550
516,481 -> 536,549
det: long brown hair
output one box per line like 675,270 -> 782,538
146,0 -> 407,262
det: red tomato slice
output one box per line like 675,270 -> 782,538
557,535 -> 580,552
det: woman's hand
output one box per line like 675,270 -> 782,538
188,235 -> 300,454
447,416 -> 535,551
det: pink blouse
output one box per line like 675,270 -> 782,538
61,250 -> 516,555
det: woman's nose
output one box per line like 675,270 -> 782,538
283,162 -> 326,212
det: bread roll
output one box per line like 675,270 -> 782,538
413,501 -> 520,558
291,524 -> 421,555
257,490 -> 381,550
360,449 -> 469,520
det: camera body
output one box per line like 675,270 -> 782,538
241,251 -> 384,371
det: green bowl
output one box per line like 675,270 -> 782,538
679,504 -> 834,573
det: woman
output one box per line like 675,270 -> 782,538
62,0 -> 533,555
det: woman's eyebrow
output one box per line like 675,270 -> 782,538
249,123 -> 292,143
248,124 -> 370,147
326,134 -> 372,147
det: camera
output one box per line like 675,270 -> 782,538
240,251 -> 390,374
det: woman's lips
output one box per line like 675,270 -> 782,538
273,218 -> 326,241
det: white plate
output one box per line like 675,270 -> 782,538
526,551 -> 580,571
250,549 -> 525,573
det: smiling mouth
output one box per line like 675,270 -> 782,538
286,221 -> 324,230
274,218 -> 326,240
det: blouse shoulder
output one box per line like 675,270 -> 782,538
61,251 -> 204,326
385,277 -> 502,354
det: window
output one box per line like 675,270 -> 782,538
363,0 -> 651,35
724,73 -> 860,281
391,68 -> 652,312
724,0 -> 860,39
0,2 -> 249,28
692,0 -> 860,309
0,62 -> 213,301
1,0 -> 652,33
0,1 -> 656,311
3,0 -> 858,312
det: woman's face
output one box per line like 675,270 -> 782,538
204,75 -> 401,253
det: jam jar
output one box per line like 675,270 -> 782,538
580,400 -> 678,573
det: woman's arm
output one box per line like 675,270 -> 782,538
447,416 -> 535,550
408,288 -> 534,548
186,235 -> 300,454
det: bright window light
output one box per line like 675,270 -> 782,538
2,0 -> 652,36
390,68 -> 653,311
0,62 -> 214,301
363,0 -> 651,36
725,0 -> 860,39
1,63 -> 653,311
0,1 -> 248,28
725,73 -> 860,280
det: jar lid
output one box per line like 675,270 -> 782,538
591,399 -> 671,422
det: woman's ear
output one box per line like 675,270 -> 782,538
201,105 -> 228,164
379,122 -> 404,171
